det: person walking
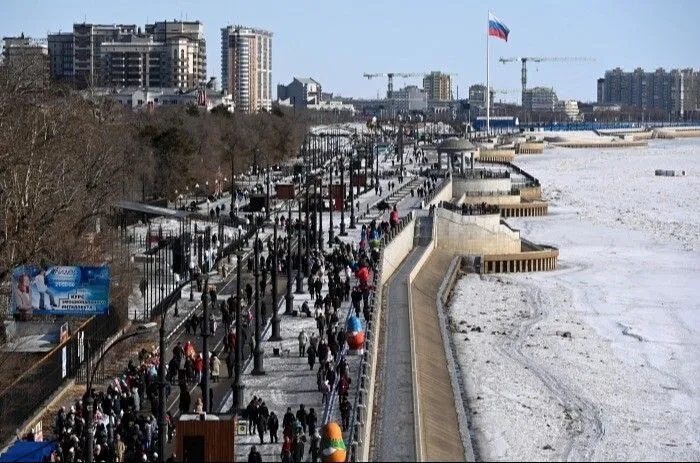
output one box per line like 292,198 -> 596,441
178,384 -> 190,415
256,412 -> 266,444
306,343 -> 316,371
298,329 -> 308,358
306,408 -> 317,437
210,353 -> 220,383
296,404 -> 308,434
267,411 -> 279,443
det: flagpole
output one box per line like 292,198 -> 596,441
486,11 -> 490,136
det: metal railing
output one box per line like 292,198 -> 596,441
341,213 -> 415,462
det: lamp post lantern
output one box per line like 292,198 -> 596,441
295,197 -> 304,293
270,216 -> 281,341
201,277 -> 210,411
340,156 -> 347,236
328,161 -> 334,244
285,201 -> 293,315
233,252 -> 245,410
252,225 -> 265,375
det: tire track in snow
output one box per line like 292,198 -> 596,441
489,272 -> 604,461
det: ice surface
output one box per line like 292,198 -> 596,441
449,138 -> 700,461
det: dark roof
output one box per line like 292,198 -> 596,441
437,138 -> 476,151
117,200 -> 190,219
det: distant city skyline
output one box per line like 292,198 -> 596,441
1,0 -> 699,102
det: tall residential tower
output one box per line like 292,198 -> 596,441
221,25 -> 272,112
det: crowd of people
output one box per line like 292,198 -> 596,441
51,348 -> 175,462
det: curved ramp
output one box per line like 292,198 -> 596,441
412,248 -> 466,461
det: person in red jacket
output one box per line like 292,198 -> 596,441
390,204 -> 399,228
194,353 -> 204,385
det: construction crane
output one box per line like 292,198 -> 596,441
498,56 -> 595,97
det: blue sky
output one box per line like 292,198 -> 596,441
2,0 -> 699,102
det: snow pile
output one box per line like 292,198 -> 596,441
449,137 -> 700,461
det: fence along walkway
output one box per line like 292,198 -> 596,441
411,247 -> 466,461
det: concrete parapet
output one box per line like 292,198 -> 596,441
482,247 -> 559,273
519,186 -> 542,201
499,200 -> 549,217
434,208 -> 520,255
550,140 -> 648,148
477,149 -> 516,163
515,142 -> 544,154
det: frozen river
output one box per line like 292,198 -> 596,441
449,138 -> 700,461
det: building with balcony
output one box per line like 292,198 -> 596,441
1,35 -> 48,66
393,85 -> 428,113
48,21 -> 206,90
47,32 -> 73,81
221,25 -> 272,112
522,87 -> 558,112
423,71 -> 452,102
145,20 -> 207,89
597,67 -> 700,116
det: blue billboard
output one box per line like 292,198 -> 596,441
10,265 -> 110,317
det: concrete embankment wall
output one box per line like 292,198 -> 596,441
425,177 -> 453,207
453,178 -> 511,196
434,208 -> 520,255
458,193 -> 520,206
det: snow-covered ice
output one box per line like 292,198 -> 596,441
449,138 -> 700,461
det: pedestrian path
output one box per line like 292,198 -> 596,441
371,245 -> 426,462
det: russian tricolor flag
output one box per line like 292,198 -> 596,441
488,13 -> 510,41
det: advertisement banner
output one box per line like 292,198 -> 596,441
10,265 -> 110,316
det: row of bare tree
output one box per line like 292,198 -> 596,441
0,59 -> 308,318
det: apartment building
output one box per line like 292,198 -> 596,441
221,25 -> 272,112
145,21 -> 207,88
48,21 -> 206,90
277,77 -> 322,108
72,23 -> 137,87
1,35 -> 48,65
423,71 -> 452,103
47,32 -> 73,80
597,67 -> 700,116
100,35 -> 163,88
522,87 -> 558,112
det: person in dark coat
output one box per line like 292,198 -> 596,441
178,384 -> 190,415
306,344 -> 316,371
306,408 -> 318,436
282,407 -> 295,438
267,411 -> 279,443
247,397 -> 258,435
296,404 -> 308,434
247,446 -> 262,463
256,413 -> 266,444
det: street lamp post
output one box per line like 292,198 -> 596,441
295,197 -> 304,294
270,216 -> 281,341
252,225 -> 265,375
340,156 -> 347,236
328,160 -> 334,245
318,177 -> 324,252
233,252 -> 245,410
305,178 -> 311,273
201,277 -> 210,412
349,151 -> 356,229
285,201 -> 293,315
265,166 -> 271,220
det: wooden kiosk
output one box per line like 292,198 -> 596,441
176,413 -> 236,462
